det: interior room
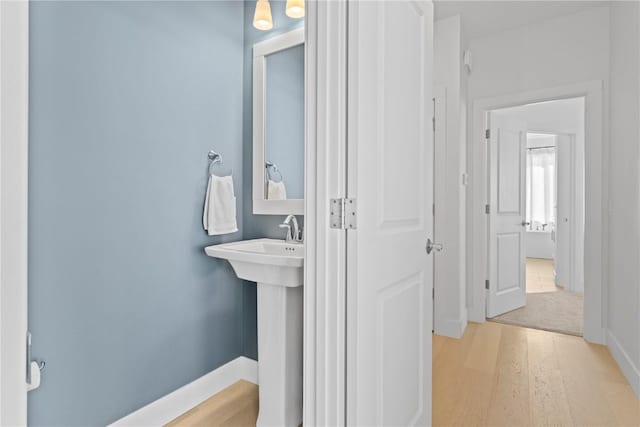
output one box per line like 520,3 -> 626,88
1,1 -> 639,426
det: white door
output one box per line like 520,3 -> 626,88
346,1 -> 433,425
487,112 -> 527,318
555,135 -> 572,288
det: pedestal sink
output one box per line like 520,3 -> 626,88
205,239 -> 303,427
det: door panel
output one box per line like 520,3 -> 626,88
347,0 -> 433,425
497,232 -> 522,293
487,113 -> 527,318
498,131 -> 522,214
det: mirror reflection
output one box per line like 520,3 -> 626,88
264,44 -> 305,200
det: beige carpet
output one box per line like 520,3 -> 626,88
490,290 -> 584,336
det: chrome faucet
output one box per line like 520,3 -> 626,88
279,214 -> 303,243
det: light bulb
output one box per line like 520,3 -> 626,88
253,0 -> 273,31
286,0 -> 305,19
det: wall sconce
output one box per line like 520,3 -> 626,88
253,0 -> 273,31
286,0 -> 305,19
254,0 -> 304,31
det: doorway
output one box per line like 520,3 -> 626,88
485,98 -> 586,337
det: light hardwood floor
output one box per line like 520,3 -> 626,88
434,322 -> 640,426
166,380 -> 258,427
168,323 -> 639,427
526,257 -> 559,293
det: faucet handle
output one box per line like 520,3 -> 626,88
279,222 -> 293,242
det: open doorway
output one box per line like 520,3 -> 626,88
486,98 -> 585,337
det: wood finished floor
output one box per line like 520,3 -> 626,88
168,323 -> 639,427
434,322 -> 640,427
166,380 -> 258,427
526,257 -> 559,294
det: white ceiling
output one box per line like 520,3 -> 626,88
434,1 -> 611,39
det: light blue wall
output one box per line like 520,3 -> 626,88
241,0 -> 305,359
265,44 -> 305,199
28,2 -> 246,425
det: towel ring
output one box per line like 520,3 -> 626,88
265,161 -> 283,183
208,150 -> 232,177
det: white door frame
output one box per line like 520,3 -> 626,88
468,81 -> 606,344
433,86 -> 448,335
303,0 -> 348,425
0,0 -> 30,424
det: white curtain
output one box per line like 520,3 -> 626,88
526,147 -> 556,231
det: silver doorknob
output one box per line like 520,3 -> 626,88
521,221 -> 531,227
426,238 -> 443,255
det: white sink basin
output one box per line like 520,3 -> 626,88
205,238 -> 304,287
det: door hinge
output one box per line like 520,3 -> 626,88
485,129 -> 491,139
485,279 -> 490,290
485,204 -> 490,214
330,198 -> 357,230
432,287 -> 435,299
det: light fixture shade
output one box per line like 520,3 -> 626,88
286,0 -> 305,18
253,0 -> 273,31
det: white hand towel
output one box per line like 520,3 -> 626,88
203,175 -> 238,236
267,179 -> 287,200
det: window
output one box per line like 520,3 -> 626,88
526,134 -> 556,231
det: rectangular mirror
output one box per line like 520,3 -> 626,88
253,28 -> 305,215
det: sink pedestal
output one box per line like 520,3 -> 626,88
256,283 -> 303,427
204,239 -> 304,426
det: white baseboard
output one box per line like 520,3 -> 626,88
435,312 -> 468,339
109,356 -> 258,426
467,301 -> 486,323
606,330 -> 640,398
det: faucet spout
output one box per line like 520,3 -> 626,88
279,214 -> 302,243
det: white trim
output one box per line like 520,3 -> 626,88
436,314 -> 468,340
606,330 -> 640,398
433,86 -> 449,337
108,357 -> 258,427
253,28 -> 305,57
303,1 -> 348,425
468,81 -> 607,344
0,1 -> 29,425
252,28 -> 305,215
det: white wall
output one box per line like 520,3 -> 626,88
608,1 -> 640,397
526,232 -> 553,259
467,7 -> 610,101
434,15 -> 467,338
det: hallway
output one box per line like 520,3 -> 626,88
433,322 -> 639,426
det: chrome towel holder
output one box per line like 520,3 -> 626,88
208,150 -> 231,177
265,161 -> 283,182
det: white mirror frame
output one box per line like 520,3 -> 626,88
253,28 -> 305,215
